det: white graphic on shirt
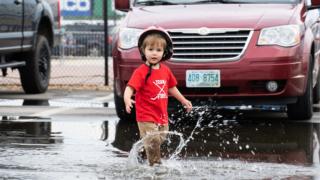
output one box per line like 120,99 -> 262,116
150,80 -> 167,100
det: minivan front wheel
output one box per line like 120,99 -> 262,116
313,71 -> 320,103
287,56 -> 313,120
114,84 -> 136,121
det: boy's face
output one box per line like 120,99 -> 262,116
144,44 -> 164,65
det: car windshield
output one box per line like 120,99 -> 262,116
134,0 -> 299,6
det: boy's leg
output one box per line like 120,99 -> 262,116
158,125 -> 169,143
158,125 -> 169,158
137,122 -> 161,166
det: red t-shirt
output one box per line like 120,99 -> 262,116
127,63 -> 177,125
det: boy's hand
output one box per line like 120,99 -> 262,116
124,86 -> 135,114
125,99 -> 135,114
182,99 -> 192,112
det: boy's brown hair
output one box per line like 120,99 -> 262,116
138,28 -> 173,62
140,33 -> 168,83
139,33 -> 167,58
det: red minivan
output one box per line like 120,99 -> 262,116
112,0 -> 320,120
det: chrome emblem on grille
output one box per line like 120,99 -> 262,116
198,27 -> 210,35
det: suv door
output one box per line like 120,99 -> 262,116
23,0 -> 37,51
0,0 -> 23,53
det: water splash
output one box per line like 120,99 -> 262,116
169,107 -> 207,160
127,131 -> 185,168
127,105 -> 220,167
121,105 -> 320,179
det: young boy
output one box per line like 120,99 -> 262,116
124,26 -> 192,166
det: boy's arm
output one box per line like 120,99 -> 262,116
124,86 -> 135,114
168,86 -> 192,112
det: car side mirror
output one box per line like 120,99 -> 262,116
308,0 -> 320,10
115,0 -> 130,12
312,0 -> 320,6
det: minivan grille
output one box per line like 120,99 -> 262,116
168,29 -> 252,62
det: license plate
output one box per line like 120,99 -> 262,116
186,70 -> 220,87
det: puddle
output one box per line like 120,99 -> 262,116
0,117 -> 122,179
109,108 -> 320,179
0,110 -> 319,179
0,119 -> 62,145
113,119 -> 320,164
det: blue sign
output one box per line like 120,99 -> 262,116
61,0 -> 92,17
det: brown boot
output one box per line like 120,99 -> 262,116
146,136 -> 161,166
137,147 -> 146,164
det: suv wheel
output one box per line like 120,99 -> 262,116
19,35 -> 51,94
287,56 -> 313,120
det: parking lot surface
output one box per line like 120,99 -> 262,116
0,89 -> 320,179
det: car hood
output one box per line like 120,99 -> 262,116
126,4 -> 299,30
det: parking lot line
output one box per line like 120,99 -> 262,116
29,93 -> 114,117
91,93 -> 114,102
30,107 -> 76,117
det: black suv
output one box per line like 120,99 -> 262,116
0,0 -> 61,93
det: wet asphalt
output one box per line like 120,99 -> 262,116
0,89 -> 319,179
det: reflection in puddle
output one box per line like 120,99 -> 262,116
116,118 -> 320,165
0,117 -> 122,179
314,106 -> 320,112
111,118 -> 320,165
1,115 -> 50,121
107,108 -> 320,179
0,111 -> 319,179
0,117 -> 63,145
0,98 -> 107,108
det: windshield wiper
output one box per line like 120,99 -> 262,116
201,0 -> 278,4
183,0 -> 227,4
135,0 -> 177,6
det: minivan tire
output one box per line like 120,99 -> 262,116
19,35 -> 51,94
114,86 -> 136,121
287,56 -> 313,120
313,71 -> 320,103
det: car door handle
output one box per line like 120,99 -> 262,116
14,0 -> 22,5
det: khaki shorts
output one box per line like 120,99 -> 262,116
137,122 -> 169,139
137,122 -> 169,165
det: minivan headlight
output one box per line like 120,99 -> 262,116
258,25 -> 301,47
118,28 -> 143,49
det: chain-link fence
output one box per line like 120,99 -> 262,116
0,57 -> 111,90
0,0 -> 121,91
